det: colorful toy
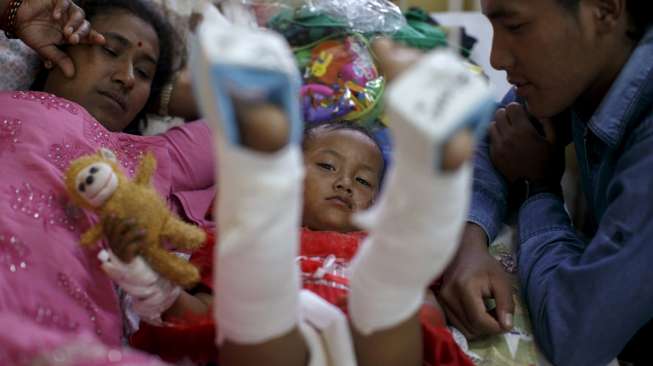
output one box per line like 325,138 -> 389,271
298,35 -> 385,125
64,148 -> 206,288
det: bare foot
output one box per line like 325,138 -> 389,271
441,130 -> 474,171
234,100 -> 290,153
371,38 -> 474,171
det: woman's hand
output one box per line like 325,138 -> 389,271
13,0 -> 105,77
103,215 -> 146,263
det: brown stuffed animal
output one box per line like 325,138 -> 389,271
64,148 -> 205,288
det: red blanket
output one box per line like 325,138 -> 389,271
131,228 -> 473,366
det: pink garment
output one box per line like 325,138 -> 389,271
0,91 -> 214,365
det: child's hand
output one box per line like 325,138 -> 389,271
103,216 -> 146,263
98,247 -> 182,325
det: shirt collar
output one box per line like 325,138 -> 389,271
582,26 -> 653,149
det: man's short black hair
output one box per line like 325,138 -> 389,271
557,0 -> 652,41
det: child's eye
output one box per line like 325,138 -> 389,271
317,162 -> 335,171
356,177 -> 371,187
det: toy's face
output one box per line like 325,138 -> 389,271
74,162 -> 118,208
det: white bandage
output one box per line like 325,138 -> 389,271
382,50 -> 494,170
349,165 -> 471,335
298,322 -> 328,366
299,290 -> 356,366
218,0 -> 258,28
215,143 -> 304,345
98,249 -> 181,325
348,50 -> 486,335
192,3 -> 304,345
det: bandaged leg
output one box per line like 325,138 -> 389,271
349,50 -> 493,335
299,290 -> 356,366
191,3 -> 305,345
214,143 -> 304,344
298,322 -> 328,366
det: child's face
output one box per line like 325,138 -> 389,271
302,128 -> 383,232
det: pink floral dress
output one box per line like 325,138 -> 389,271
0,91 -> 215,365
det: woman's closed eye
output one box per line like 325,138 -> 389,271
136,67 -> 152,80
102,46 -> 119,57
101,46 -> 153,80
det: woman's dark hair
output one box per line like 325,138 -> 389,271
303,121 -> 389,182
32,0 -> 177,134
557,0 -> 652,41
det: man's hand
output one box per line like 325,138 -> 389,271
437,223 -> 515,339
14,0 -> 105,77
488,102 -> 563,185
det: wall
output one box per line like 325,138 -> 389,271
391,0 -> 481,12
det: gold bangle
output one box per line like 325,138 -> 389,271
2,0 -> 24,39
158,73 -> 177,116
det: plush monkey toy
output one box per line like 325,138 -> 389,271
64,148 -> 205,288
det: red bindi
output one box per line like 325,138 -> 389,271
137,41 -> 142,47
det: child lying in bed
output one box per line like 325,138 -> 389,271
104,119 -> 472,366
98,17 -> 493,366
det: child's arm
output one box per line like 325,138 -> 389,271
104,216 -> 213,318
164,291 -> 212,319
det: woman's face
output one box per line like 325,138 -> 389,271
44,10 -> 160,132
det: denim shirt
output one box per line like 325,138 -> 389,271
469,26 -> 653,366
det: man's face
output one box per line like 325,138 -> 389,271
302,128 -> 383,233
483,0 -> 603,118
44,10 -> 160,132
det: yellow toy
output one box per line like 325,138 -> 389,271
64,148 -> 205,288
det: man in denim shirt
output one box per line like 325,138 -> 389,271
435,0 -> 653,365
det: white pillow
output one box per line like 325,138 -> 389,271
0,34 -> 40,91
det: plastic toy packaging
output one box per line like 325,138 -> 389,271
241,0 -> 405,33
303,0 -> 404,33
295,34 -> 384,124
227,0 -> 404,125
